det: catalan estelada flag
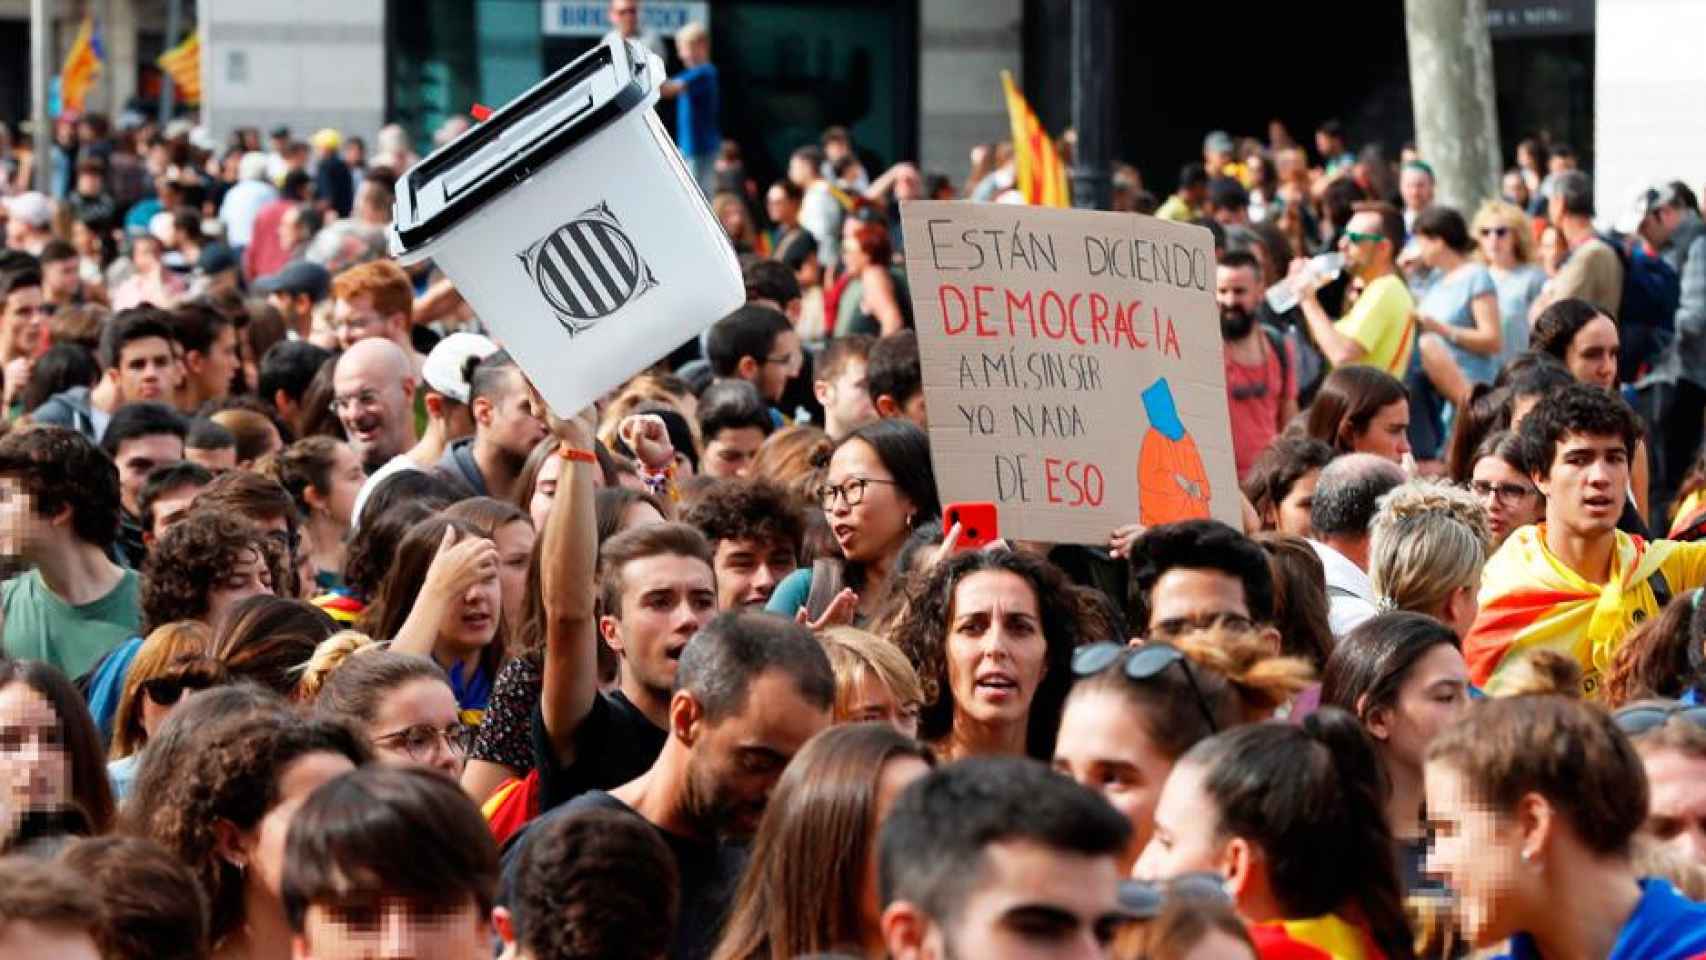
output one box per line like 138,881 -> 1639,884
157,29 -> 201,103
999,70 -> 1070,208
59,16 -> 104,115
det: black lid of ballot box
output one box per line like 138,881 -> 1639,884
392,37 -> 654,252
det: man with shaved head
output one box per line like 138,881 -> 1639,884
333,338 -> 417,472
1309,452 -> 1405,638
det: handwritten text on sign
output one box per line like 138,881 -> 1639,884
900,201 -> 1238,545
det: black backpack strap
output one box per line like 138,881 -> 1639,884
1263,325 -> 1290,400
1648,568 -> 1673,610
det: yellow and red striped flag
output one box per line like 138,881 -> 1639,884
60,15 -> 104,114
999,70 -> 1070,207
157,30 -> 201,103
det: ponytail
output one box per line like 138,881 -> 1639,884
293,630 -> 377,701
1186,709 -> 1415,960
1176,626 -> 1316,723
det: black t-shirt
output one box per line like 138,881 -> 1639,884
499,789 -> 747,960
533,689 -> 667,813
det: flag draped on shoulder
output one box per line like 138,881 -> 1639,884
60,15 -> 104,115
999,70 -> 1070,208
157,29 -> 202,103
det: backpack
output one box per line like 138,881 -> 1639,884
1605,235 -> 1681,383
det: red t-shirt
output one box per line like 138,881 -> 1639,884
1225,333 -> 1293,480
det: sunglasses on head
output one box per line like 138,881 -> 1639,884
1117,872 -> 1231,920
142,674 -> 217,707
1071,642 -> 1219,733
1612,701 -> 1706,737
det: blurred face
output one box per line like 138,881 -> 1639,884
1133,761 -> 1226,881
246,752 -> 358,902
492,520 -> 535,630
1368,644 -> 1469,775
842,235 -> 870,273
1539,226 -> 1564,271
1268,467 -> 1319,537
823,439 -> 915,564
1351,398 -> 1411,463
1145,568 -> 1250,638
818,356 -> 877,437
0,681 -> 70,826
893,839 -> 1122,960
1,285 -> 43,358
189,325 -> 242,402
681,670 -> 831,839
1501,173 -> 1529,207
279,207 -> 308,250
1400,168 -> 1435,212
114,433 -> 186,516
322,443 -> 367,529
840,669 -> 920,738
759,330 -> 802,404
703,426 -> 766,479
607,554 -> 717,703
334,362 -> 414,471
1423,762 -> 1530,947
712,535 -> 797,610
295,895 -> 488,960
859,754 -> 932,937
147,481 -> 207,545
1537,431 -> 1629,539
1053,689 -> 1174,874
608,0 -> 638,35
440,554 -> 500,658
115,336 -> 176,403
1476,218 -> 1517,265
943,570 -> 1047,733
368,676 -> 464,780
334,295 -> 399,350
1564,315 -> 1619,389
1639,746 -> 1706,866
207,546 -> 276,627
1339,211 -> 1390,277
766,185 -> 799,226
1214,264 -> 1262,316
477,373 -> 548,463
1470,455 -> 1543,545
527,454 -> 562,531
41,257 -> 79,300
718,202 -> 749,241
796,250 -> 823,288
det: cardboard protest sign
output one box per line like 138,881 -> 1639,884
899,200 -> 1237,545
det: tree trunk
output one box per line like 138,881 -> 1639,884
1404,0 -> 1502,212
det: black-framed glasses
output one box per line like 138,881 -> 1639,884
1116,872 -> 1231,920
142,674 -> 218,707
1469,480 -> 1539,505
816,476 -> 899,510
372,722 -> 474,761
1071,642 -> 1219,733
1613,702 -> 1706,737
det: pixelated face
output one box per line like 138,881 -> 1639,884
115,433 -> 186,517
1352,398 -> 1411,464
1133,761 -> 1227,882
0,477 -> 50,557
368,677 -> 465,781
1145,568 -> 1250,639
610,553 -> 717,702
0,681 -> 71,824
931,839 -> 1123,960
1423,760 -> 1527,947
1563,315 -> 1619,390
702,426 -> 766,479
840,669 -> 920,738
116,335 -> 177,403
249,752 -> 359,903
943,570 -> 1047,732
1537,431 -> 1629,538
712,535 -> 797,610
1639,746 -> 1706,867
822,438 -> 914,565
681,670 -> 831,839
295,895 -> 489,960
1053,689 -> 1176,874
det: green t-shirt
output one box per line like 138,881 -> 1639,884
2,568 -> 142,680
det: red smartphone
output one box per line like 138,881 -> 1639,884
942,502 -> 999,550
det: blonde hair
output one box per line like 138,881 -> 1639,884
1472,198 -> 1535,265
1174,626 -> 1316,723
818,626 -> 924,722
110,620 -> 214,759
749,425 -> 832,505
1369,479 -> 1491,619
1634,834 -> 1706,900
292,629 -> 378,700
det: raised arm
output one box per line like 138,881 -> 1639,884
533,393 -> 601,765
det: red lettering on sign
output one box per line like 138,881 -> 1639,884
1043,458 -> 1106,507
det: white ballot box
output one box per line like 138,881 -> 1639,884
389,37 -> 743,416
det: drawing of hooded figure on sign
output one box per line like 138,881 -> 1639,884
1138,377 -> 1212,525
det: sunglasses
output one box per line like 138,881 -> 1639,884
142,674 -> 217,707
1613,702 -> 1706,737
1071,642 -> 1219,733
1117,872 -> 1231,920
1343,230 -> 1385,245
1478,226 -> 1511,238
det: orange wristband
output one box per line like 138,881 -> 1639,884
558,444 -> 598,464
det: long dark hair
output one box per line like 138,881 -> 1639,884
711,724 -> 935,960
1304,366 -> 1407,454
1320,612 -> 1461,761
1444,384 -> 1511,483
1184,709 -> 1414,960
1256,533 -> 1334,670
213,595 -> 339,698
893,549 -> 1086,759
834,418 -> 941,530
1531,298 -> 1607,363
360,515 -> 508,679
0,660 -> 114,846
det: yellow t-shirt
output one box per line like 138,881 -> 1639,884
1336,273 -> 1417,375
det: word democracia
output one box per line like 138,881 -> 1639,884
935,284 -> 1182,357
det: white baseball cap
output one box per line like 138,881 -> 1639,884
421,332 -> 499,404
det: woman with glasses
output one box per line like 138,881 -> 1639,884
767,419 -> 940,627
1135,708 -> 1414,960
1321,612 -> 1470,891
1368,479 -> 1491,638
308,638 -> 466,781
1472,200 -> 1545,367
1426,696 -> 1706,960
108,636 -> 229,799
889,549 -> 1084,762
0,659 -> 114,857
1467,429 -> 1545,547
1052,637 -> 1241,875
1612,700 -> 1706,866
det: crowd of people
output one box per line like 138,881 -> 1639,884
2,15 -> 1706,960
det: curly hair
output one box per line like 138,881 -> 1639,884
1368,479 -> 1491,617
141,511 -> 283,634
58,835 -> 211,960
1518,381 -> 1640,481
890,549 -> 1087,758
679,477 -> 805,557
123,687 -> 370,949
513,808 -> 679,960
0,424 -> 121,547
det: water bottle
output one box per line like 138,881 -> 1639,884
1264,251 -> 1344,314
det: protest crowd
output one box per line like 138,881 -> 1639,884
5,7 -> 1706,960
